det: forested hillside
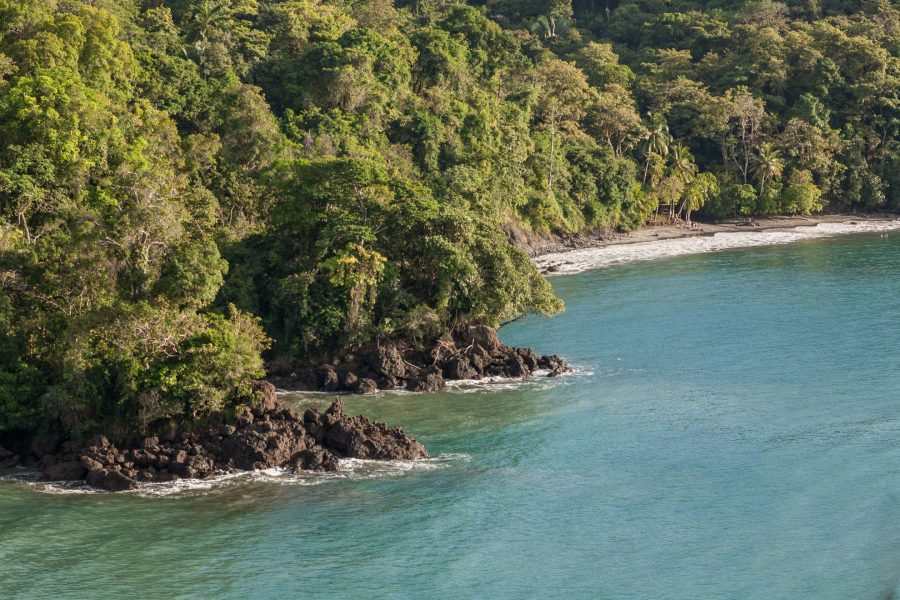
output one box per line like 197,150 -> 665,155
1,0 -> 898,439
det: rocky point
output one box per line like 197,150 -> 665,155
2,383 -> 426,492
269,324 -> 569,394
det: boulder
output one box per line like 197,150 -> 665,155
86,469 -> 138,492
318,400 -> 427,461
340,370 -> 358,391
377,374 -> 399,390
291,448 -> 339,472
516,347 -> 540,371
364,343 -> 406,380
444,356 -> 477,380
317,365 -> 340,391
406,366 -> 445,392
355,378 -> 378,394
80,455 -> 103,472
504,353 -> 528,378
538,354 -> 569,376
252,380 -> 278,413
455,324 -> 502,353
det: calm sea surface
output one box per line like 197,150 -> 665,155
4,232 -> 900,599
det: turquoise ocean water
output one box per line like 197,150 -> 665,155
4,231 -> 900,599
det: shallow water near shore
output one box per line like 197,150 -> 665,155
5,231 -> 900,599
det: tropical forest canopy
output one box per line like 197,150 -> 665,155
1,0 -> 898,437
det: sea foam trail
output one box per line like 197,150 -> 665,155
276,365 -> 589,398
0,454 -> 470,497
536,220 -> 900,275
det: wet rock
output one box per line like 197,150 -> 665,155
355,378 -> 378,394
270,326 -> 565,395
340,370 -> 358,391
86,468 -> 138,492
317,365 -> 340,391
291,447 -> 339,472
58,397 -> 426,491
41,461 -> 87,481
538,354 -> 569,376
444,356 -> 477,380
377,374 -> 399,390
516,348 -> 540,371
504,353 -> 528,378
406,366 -> 445,392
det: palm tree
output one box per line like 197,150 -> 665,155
752,142 -> 784,199
190,0 -> 231,67
667,143 -> 696,221
641,117 -> 671,187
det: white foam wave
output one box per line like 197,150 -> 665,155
536,220 -> 900,275
0,454 -> 469,497
441,365 -> 589,393
278,366 -> 587,399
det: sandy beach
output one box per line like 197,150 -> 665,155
518,214 -> 899,258
525,214 -> 900,275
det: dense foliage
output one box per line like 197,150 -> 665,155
1,0 -> 898,437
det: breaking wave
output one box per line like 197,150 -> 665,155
0,453 -> 470,498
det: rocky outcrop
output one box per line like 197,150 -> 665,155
34,391 -> 427,491
269,324 -> 570,394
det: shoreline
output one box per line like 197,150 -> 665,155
525,214 -> 900,275
522,214 -> 898,258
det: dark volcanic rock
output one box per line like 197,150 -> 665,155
444,356 -> 477,380
253,380 -> 278,412
356,378 -> 378,394
86,468 -> 138,492
538,354 -> 569,376
340,370 -> 359,391
43,391 -> 427,491
321,400 -> 427,460
317,365 -> 340,391
291,447 -> 339,472
364,343 -> 407,380
455,324 -> 503,353
406,366 -> 445,392
269,326 -> 568,395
